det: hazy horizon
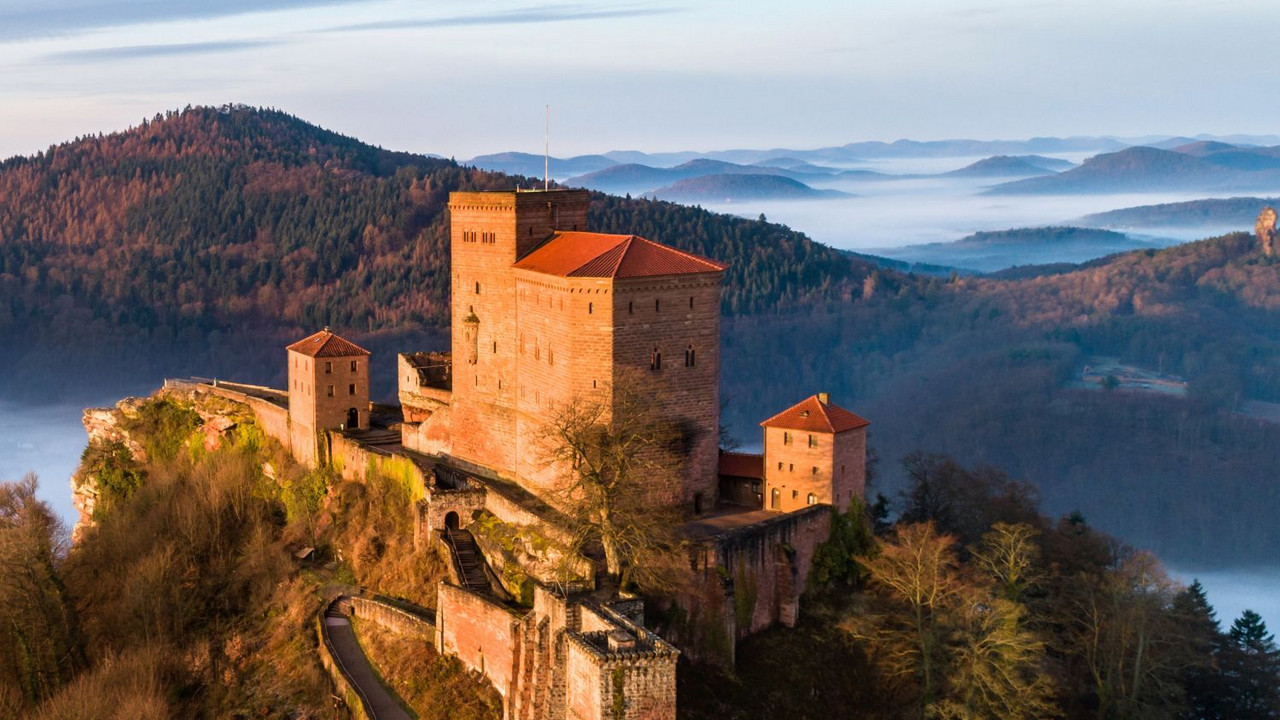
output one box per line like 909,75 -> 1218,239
4,0 -> 1280,161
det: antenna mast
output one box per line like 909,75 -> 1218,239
544,104 -> 550,191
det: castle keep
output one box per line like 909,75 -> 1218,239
170,188 -> 869,720
401,189 -> 726,510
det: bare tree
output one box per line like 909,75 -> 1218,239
539,374 -> 686,592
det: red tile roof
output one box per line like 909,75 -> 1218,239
719,452 -> 764,479
760,395 -> 869,433
286,329 -> 371,358
513,232 -> 727,279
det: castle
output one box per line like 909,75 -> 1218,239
186,188 -> 869,720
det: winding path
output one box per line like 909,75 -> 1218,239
322,602 -> 413,720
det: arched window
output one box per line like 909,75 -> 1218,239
685,345 -> 695,367
650,347 -> 662,371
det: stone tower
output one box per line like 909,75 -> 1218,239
447,189 -> 591,476
437,188 -> 727,512
286,328 -> 371,464
760,393 -> 868,514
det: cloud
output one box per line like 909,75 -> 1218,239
325,4 -> 681,33
0,0 -> 382,41
42,39 -> 283,63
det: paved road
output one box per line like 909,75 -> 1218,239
323,613 -> 413,720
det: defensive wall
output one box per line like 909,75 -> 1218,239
437,582 -> 678,720
673,504 -> 833,666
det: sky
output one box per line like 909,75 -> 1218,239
1,0 -> 1280,163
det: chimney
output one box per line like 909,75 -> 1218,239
607,629 -> 637,651
817,392 -> 829,405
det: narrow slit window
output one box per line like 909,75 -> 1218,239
588,302 -> 593,314
628,301 -> 634,314
324,361 -> 332,374
327,385 -> 334,397
650,347 -> 662,371
685,345 -> 695,367
348,384 -> 356,395
689,296 -> 694,309
350,360 -> 357,372
655,298 -> 660,312
475,281 -> 481,294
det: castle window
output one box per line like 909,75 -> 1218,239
685,345 -> 695,367
809,434 -> 816,447
777,462 -> 783,470
771,489 -> 780,510
841,464 -> 845,475
348,384 -> 356,395
588,302 -> 593,314
689,296 -> 694,309
650,347 -> 662,371
783,432 -> 791,445
655,298 -> 661,312
792,490 -> 798,499
350,360 -> 358,372
592,380 -> 597,389
325,361 -> 332,374
493,340 -> 498,353
807,493 -> 818,505
812,466 -> 818,475
475,282 -> 481,294
535,341 -> 540,360
548,346 -> 554,365
789,463 -> 794,472
628,301 -> 633,314
327,385 -> 334,397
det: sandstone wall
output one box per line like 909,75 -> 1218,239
437,583 -> 522,702
611,275 -> 722,510
350,596 -> 435,641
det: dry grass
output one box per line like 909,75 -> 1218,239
352,617 -> 502,720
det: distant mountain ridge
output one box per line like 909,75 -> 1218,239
990,144 -> 1280,194
645,174 -> 852,202
1079,196 -> 1280,229
868,226 -> 1155,272
464,133 -> 1280,172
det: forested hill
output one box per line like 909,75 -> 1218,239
0,105 -> 874,394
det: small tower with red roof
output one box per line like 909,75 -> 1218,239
286,328 -> 372,438
760,392 -> 869,513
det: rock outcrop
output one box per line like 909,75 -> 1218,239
71,398 -> 148,542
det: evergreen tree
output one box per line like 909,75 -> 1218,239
1221,610 -> 1280,720
1173,580 -> 1227,720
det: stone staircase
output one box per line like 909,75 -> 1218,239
444,528 -> 492,593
